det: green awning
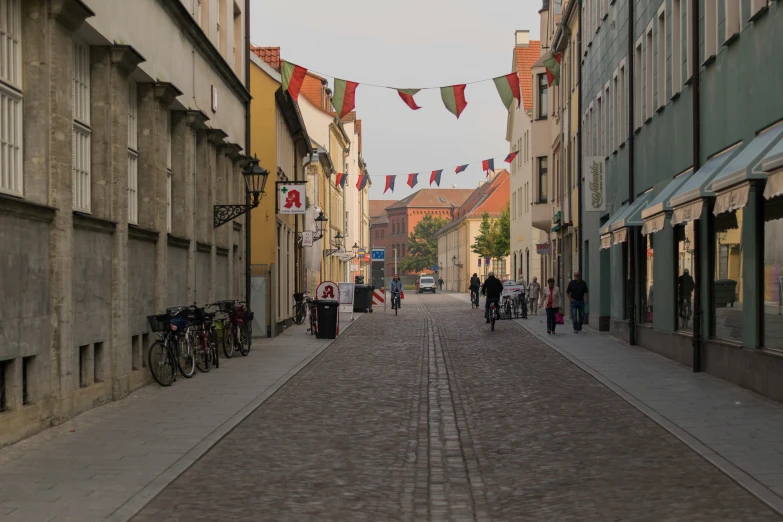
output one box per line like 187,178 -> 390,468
711,124 -> 783,194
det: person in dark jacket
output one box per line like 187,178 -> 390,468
481,271 -> 504,323
469,273 -> 481,307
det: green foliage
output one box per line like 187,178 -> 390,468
495,203 -> 511,258
399,214 -> 448,273
471,206 -> 510,262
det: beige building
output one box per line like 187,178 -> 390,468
0,0 -> 248,447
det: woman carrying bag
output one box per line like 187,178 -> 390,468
539,278 -> 562,335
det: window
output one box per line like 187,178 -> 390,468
646,24 -> 654,120
128,82 -> 138,224
604,83 -> 610,153
620,63 -> 626,142
200,0 -> 209,32
670,0 -> 682,96
537,157 -> 548,203
596,94 -> 603,156
713,208 -> 744,343
73,39 -> 91,212
724,0 -> 740,43
0,359 -> 7,411
704,0 -> 717,61
751,0 -> 769,20
166,110 -> 172,233
634,38 -> 643,129
657,6 -> 666,109
537,73 -> 548,119
345,210 -> 349,237
604,0 -> 610,19
233,3 -> 242,74
218,0 -> 227,56
0,0 -> 22,197
612,73 -> 618,151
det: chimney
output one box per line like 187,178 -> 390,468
515,30 -> 530,47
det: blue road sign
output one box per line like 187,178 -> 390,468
431,265 -> 439,272
371,248 -> 385,261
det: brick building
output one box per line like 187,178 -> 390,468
374,189 -> 473,276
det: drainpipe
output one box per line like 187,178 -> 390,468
244,0 -> 252,321
577,1 -> 583,277
691,0 -> 702,372
628,0 -> 637,346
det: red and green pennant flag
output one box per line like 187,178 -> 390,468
397,89 -> 421,110
281,61 -> 308,101
356,173 -> 369,191
332,79 -> 358,119
440,84 -> 468,119
384,175 -> 396,194
504,151 -> 518,163
455,164 -> 468,174
430,170 -> 443,187
407,173 -> 419,189
482,158 -> 495,173
543,52 -> 562,87
493,73 -> 521,110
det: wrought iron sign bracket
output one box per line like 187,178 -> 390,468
214,203 -> 257,228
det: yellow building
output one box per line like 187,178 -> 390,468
249,49 -> 310,336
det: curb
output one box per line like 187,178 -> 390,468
512,319 -> 783,518
106,315 -> 365,522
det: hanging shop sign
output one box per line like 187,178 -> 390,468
536,242 -> 551,255
301,231 -> 313,247
276,182 -> 307,215
584,156 -> 606,212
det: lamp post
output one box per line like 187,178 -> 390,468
213,154 -> 269,339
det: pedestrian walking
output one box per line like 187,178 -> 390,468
438,277 -> 444,290
527,277 -> 541,315
540,278 -> 561,334
566,271 -> 589,333
415,278 -> 420,293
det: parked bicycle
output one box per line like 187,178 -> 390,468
218,300 -> 252,356
293,293 -> 307,325
146,312 -> 195,386
306,295 -> 318,335
186,305 -> 216,373
209,301 -> 235,358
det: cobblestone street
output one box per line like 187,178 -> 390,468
131,295 -> 781,521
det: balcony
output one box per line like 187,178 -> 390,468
531,201 -> 551,232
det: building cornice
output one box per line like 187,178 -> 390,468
50,0 -> 94,33
159,0 -> 250,103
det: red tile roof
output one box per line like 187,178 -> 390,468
515,41 -> 541,112
300,72 -> 329,113
387,188 -> 474,210
251,46 -> 281,71
436,171 -> 510,236
370,200 -> 398,218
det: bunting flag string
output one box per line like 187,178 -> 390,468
407,173 -> 419,189
482,158 -> 495,175
504,151 -> 518,164
543,52 -> 562,87
430,170 -> 443,187
384,175 -> 396,194
455,164 -> 468,174
340,174 -> 348,189
356,173 -> 369,191
334,172 -> 345,187
279,60 -> 530,118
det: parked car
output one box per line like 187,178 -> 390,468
418,276 -> 436,293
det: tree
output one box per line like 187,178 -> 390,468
471,206 -> 510,274
399,214 -> 448,273
471,212 -> 495,258
494,203 -> 511,259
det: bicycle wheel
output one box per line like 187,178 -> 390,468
238,323 -> 250,356
148,340 -> 176,386
222,322 -> 235,358
196,337 -> 214,372
177,334 -> 196,378
293,303 -> 306,325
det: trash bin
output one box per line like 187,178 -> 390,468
714,279 -> 737,307
354,275 -> 365,284
315,300 -> 339,339
354,284 -> 373,313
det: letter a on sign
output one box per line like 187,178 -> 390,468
322,286 -> 335,299
279,184 -> 307,215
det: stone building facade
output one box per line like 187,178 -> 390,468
0,0 -> 248,447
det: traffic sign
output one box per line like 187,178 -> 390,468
431,265 -> 439,272
371,248 -> 385,261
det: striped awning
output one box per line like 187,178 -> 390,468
612,228 -> 628,244
600,234 -> 612,250
641,213 -> 666,236
671,199 -> 704,226
714,182 -> 751,216
764,170 -> 783,200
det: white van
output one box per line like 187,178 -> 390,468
418,275 -> 436,293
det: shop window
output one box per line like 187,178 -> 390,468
713,209 -> 744,343
675,222 -> 696,332
0,0 -> 23,197
763,197 -> 783,349
623,241 -> 630,320
641,234 -> 654,324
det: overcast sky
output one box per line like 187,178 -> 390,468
249,0 -> 542,200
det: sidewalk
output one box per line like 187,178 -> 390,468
444,291 -> 783,515
0,312 -> 360,522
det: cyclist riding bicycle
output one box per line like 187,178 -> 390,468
481,271 -> 504,324
469,273 -> 481,307
390,274 -> 404,310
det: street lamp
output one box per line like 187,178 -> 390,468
214,154 -> 270,227
352,242 -> 360,259
313,210 -> 328,241
325,231 -> 344,256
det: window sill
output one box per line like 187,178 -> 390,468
619,141 -> 626,149
723,32 -> 740,47
73,212 -> 117,234
602,13 -> 609,20
748,5 -> 769,23
0,193 -> 56,223
702,54 -> 717,67
612,149 -> 618,156
196,241 -> 212,253
129,224 -> 160,243
656,104 -> 665,114
684,75 -> 694,86
634,126 -> 642,135
670,91 -> 681,102
535,117 -> 548,122
167,233 -> 190,249
645,116 -> 653,125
